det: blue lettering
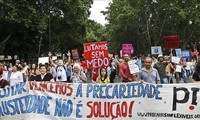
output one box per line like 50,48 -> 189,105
76,84 -> 83,97
86,84 -> 93,97
76,103 -> 83,118
119,84 -> 126,98
105,85 -> 112,99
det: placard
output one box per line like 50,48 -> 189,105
128,60 -> 139,74
84,41 -> 109,70
164,35 -> 180,48
151,46 -> 162,55
38,57 -> 49,64
122,44 -> 133,57
172,56 -> 181,64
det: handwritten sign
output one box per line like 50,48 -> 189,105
84,41 -> 109,70
122,44 -> 133,57
128,60 -> 139,74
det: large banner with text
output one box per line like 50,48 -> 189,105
84,41 -> 109,70
0,82 -> 200,120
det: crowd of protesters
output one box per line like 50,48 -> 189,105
0,51 -> 200,90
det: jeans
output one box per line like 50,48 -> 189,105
160,77 -> 169,84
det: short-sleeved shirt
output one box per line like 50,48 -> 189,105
0,79 -> 9,88
35,73 -> 53,81
137,67 -> 160,84
192,72 -> 200,81
154,62 -> 168,78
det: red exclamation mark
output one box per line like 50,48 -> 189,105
129,101 -> 135,117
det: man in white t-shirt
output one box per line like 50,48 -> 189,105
49,52 -> 71,82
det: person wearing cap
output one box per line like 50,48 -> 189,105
153,54 -> 169,84
119,54 -> 136,82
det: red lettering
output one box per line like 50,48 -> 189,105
87,101 -> 134,118
87,101 -> 93,118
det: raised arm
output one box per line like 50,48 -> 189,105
48,52 -> 56,67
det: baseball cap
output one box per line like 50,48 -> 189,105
158,54 -> 164,58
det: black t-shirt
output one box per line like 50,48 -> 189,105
192,72 -> 200,81
35,73 -> 53,81
0,79 -> 9,88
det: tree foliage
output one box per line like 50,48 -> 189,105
0,0 -> 93,62
104,0 -> 200,55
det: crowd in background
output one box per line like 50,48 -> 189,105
0,51 -> 200,90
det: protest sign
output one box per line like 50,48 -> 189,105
38,57 -> 49,65
151,46 -> 162,55
175,49 -> 182,58
175,65 -> 182,73
128,60 -> 139,74
191,51 -> 199,56
172,56 -> 181,64
72,48 -> 80,60
182,50 -> 191,60
84,41 -> 109,70
122,44 -> 133,57
164,35 -> 180,49
1,82 -> 200,120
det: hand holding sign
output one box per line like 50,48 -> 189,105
48,51 -> 52,57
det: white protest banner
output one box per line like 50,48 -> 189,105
172,56 -> 181,64
151,46 -> 162,55
128,60 -> 139,74
38,57 -> 49,64
175,65 -> 182,73
1,82 -> 200,120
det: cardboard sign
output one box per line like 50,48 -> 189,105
164,35 -> 180,49
128,60 -> 139,74
72,48 -> 80,60
175,49 -> 182,58
84,41 -> 109,70
172,56 -> 181,64
151,46 -> 162,55
38,57 -> 49,65
122,44 -> 133,57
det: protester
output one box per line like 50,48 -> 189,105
96,68 -> 110,83
9,65 -> 23,86
0,69 -> 9,89
108,61 -> 116,83
192,61 -> 200,82
35,64 -> 54,82
166,62 -> 175,83
154,54 -> 169,84
49,51 -> 71,82
137,57 -> 160,84
119,54 -> 136,82
71,63 -> 87,83
27,63 -> 37,81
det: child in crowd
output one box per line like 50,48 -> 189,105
96,68 -> 110,83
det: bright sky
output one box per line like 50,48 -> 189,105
89,0 -> 112,25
